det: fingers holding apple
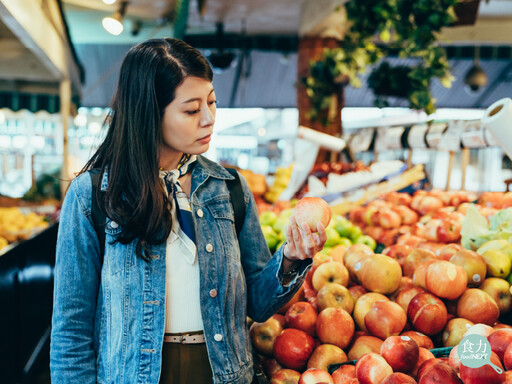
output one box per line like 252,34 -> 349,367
284,216 -> 328,262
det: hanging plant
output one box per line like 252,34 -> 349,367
303,0 -> 458,122
302,41 -> 381,124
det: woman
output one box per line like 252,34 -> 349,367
50,38 -> 327,384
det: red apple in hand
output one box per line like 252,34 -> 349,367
365,300 -> 407,339
271,368 -> 301,384
299,368 -> 334,384
285,301 -> 318,337
381,372 -> 418,384
250,315 -> 284,355
355,353 -> 393,384
294,197 -> 331,232
273,328 -> 315,370
316,307 -> 355,349
307,344 -> 347,371
332,365 -> 356,384
380,335 -> 419,373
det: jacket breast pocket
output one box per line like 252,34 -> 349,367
205,196 -> 239,260
104,218 -> 134,276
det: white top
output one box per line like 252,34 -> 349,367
161,173 -> 204,333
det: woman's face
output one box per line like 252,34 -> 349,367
160,76 -> 216,169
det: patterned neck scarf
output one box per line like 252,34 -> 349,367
160,154 -> 197,245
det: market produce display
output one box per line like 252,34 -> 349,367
0,207 -> 50,251
253,190 -> 512,384
260,203 -> 374,255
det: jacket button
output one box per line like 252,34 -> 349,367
206,244 -> 213,252
196,209 -> 204,218
110,221 -> 119,229
214,334 -> 223,342
209,289 -> 217,298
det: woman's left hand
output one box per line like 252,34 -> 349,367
283,216 -> 327,262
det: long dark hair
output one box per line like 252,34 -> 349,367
81,38 -> 213,258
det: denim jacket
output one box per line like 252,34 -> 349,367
50,156 -> 311,384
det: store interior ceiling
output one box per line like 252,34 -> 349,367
8,0 -> 512,111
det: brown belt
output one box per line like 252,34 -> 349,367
164,332 -> 206,344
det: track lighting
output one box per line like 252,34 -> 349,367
102,1 -> 128,36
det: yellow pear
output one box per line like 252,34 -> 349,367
482,249 -> 512,278
477,239 -> 508,255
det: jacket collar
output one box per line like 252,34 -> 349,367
98,155 -> 234,192
193,155 -> 235,181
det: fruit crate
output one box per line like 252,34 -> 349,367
327,347 -> 453,374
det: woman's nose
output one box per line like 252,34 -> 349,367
200,105 -> 215,126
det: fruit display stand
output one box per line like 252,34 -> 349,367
253,189 -> 512,383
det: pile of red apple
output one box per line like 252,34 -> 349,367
250,242 -> 512,384
347,189 -> 500,248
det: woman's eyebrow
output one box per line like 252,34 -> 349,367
182,89 -> 215,104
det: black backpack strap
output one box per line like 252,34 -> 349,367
224,167 -> 246,238
90,169 -> 106,263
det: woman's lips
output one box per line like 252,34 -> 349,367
197,134 -> 212,144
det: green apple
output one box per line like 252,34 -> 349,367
325,227 -> 343,248
354,235 -> 377,250
338,237 -> 352,248
261,225 -> 280,252
273,208 -> 293,234
334,216 -> 356,238
259,211 -> 278,227
348,226 -> 363,242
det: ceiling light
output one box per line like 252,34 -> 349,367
102,1 -> 128,36
102,0 -> 117,4
464,46 -> 488,95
